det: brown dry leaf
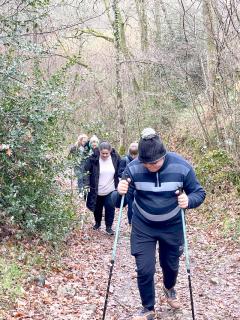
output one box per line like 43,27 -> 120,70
12,311 -> 25,318
6,148 -> 12,156
3,177 -> 240,320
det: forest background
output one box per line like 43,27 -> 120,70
0,0 -> 239,317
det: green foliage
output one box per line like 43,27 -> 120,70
80,120 -> 115,144
118,145 -> 125,156
195,149 -> 240,194
179,132 -> 240,193
222,216 -> 240,241
0,11 -> 75,240
179,133 -> 240,240
0,242 -> 66,310
228,172 -> 240,195
0,258 -> 24,302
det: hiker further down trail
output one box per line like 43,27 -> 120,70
112,128 -> 206,320
84,141 -> 121,235
69,133 -> 89,196
118,142 -> 139,227
86,134 -> 100,155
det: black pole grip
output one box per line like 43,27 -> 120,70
122,171 -> 130,181
178,186 -> 183,195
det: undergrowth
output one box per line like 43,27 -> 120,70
180,134 -> 240,241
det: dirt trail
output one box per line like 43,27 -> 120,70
6,199 -> 240,320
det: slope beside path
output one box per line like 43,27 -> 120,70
5,195 -> 240,320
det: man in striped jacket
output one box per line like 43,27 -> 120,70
112,128 -> 206,320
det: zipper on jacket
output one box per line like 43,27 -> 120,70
156,172 -> 161,187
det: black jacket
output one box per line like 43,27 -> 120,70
84,148 -> 121,212
118,154 -> 134,177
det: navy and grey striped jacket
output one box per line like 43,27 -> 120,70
112,152 -> 206,226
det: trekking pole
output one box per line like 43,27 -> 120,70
102,195 -> 125,320
178,188 -> 195,320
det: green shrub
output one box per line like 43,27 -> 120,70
0,23 -> 75,240
195,149 -> 240,194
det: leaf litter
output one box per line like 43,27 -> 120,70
2,189 -> 240,320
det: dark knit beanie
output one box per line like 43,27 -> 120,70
138,128 -> 167,163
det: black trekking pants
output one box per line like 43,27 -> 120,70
131,214 -> 184,310
94,193 -> 115,228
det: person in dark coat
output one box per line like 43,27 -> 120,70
69,134 -> 89,195
112,128 -> 206,320
118,142 -> 138,225
84,141 -> 121,235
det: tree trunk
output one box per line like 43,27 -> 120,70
202,0 -> 224,145
159,0 -> 175,38
135,0 -> 149,52
154,0 -> 161,45
113,0 -> 126,149
135,0 -> 149,91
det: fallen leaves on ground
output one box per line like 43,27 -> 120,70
1,186 -> 240,320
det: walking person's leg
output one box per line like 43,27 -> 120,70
104,193 -> 115,235
77,173 -> 84,195
127,199 -> 133,225
158,228 -> 183,309
131,224 -> 157,319
74,165 -> 83,194
93,195 -> 104,229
